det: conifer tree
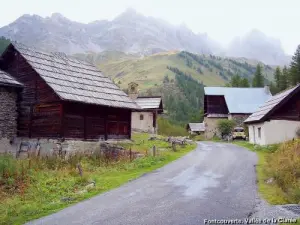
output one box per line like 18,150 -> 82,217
289,45 -> 300,86
280,66 -> 288,91
274,67 -> 282,89
252,64 -> 264,87
240,77 -> 250,87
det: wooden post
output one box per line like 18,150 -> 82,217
77,163 -> 83,177
153,145 -> 156,157
130,147 -> 132,162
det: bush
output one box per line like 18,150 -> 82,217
217,119 -> 236,138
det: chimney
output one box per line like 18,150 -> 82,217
128,82 -> 139,100
264,85 -> 271,95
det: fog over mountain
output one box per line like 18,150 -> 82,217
0,8 -> 291,65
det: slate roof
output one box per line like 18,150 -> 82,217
135,97 -> 162,110
187,123 -> 205,132
204,87 -> 272,114
244,84 -> 300,123
10,42 -> 139,109
0,69 -> 22,87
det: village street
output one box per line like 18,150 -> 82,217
26,142 -> 295,225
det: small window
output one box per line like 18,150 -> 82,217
258,127 -> 261,138
140,114 -> 144,120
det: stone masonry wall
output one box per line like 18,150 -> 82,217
0,88 -> 18,154
8,138 -> 133,158
204,117 -> 222,139
0,88 -> 18,139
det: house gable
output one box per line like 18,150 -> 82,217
204,95 -> 229,116
245,84 -> 300,124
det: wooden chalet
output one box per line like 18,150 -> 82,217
0,43 -> 139,140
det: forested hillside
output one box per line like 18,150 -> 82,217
75,50 -> 276,125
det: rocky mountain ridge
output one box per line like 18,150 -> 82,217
0,9 -> 291,65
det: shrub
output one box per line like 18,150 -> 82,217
217,119 -> 236,138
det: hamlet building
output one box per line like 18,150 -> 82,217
0,42 -> 139,141
203,86 -> 272,139
245,84 -> 300,145
127,82 -> 163,133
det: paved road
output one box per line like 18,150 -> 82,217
26,142 -> 262,225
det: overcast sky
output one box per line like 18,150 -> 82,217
0,0 -> 299,54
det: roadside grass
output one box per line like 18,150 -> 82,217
0,133 -> 196,225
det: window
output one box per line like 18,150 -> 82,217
258,127 -> 261,138
140,114 -> 144,120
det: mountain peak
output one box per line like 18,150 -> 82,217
124,7 -> 137,14
115,8 -> 142,21
50,13 -> 68,21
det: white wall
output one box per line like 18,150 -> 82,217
131,112 -> 155,133
248,120 -> 300,145
248,123 -> 266,145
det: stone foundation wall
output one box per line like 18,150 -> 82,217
2,138 -> 133,157
204,117 -> 223,139
0,88 -> 18,139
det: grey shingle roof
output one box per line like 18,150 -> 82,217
204,87 -> 272,114
187,123 -> 205,132
12,42 -> 139,109
135,97 -> 162,109
244,84 -> 300,123
0,69 -> 22,87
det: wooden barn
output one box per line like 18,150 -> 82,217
0,42 -> 139,140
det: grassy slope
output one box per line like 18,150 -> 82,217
87,51 -> 275,91
0,133 -> 196,225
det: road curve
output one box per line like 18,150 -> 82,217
26,142 -> 259,225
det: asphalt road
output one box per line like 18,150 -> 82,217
27,142 -> 259,225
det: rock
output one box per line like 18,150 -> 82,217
61,197 -> 75,202
265,178 -> 274,184
85,181 -> 96,190
76,190 -> 88,195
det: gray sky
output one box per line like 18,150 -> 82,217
0,0 -> 299,54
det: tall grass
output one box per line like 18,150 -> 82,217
157,117 -> 188,136
0,134 -> 196,225
265,139 -> 300,203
